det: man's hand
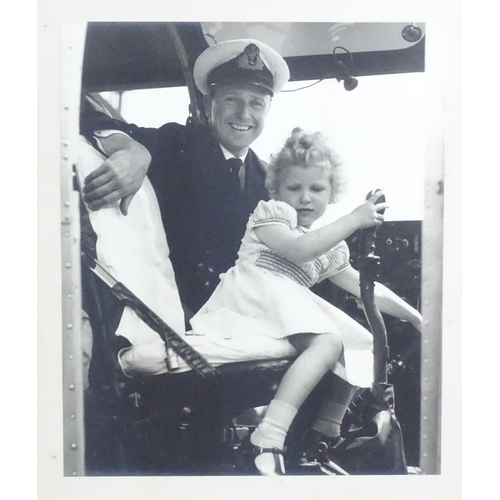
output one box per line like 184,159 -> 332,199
83,133 -> 152,215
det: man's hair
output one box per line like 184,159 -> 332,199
206,82 -> 273,100
266,128 -> 345,202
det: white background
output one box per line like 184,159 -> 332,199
11,0 -> 486,498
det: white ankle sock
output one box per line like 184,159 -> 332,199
312,401 -> 348,438
250,400 -> 297,474
250,399 -> 298,450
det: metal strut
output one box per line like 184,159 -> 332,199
166,23 -> 208,127
82,253 -> 218,378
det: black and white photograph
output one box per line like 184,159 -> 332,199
36,2 -> 464,499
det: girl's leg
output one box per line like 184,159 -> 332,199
273,332 -> 344,407
250,332 -> 343,473
300,376 -> 359,467
312,375 -> 358,439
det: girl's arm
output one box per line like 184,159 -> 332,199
328,266 -> 423,332
254,194 -> 388,263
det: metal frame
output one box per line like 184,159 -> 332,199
61,23 -> 87,477
419,26 -> 445,474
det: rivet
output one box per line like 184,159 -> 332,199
423,396 -> 428,401
63,142 -> 69,147
63,155 -> 69,160
70,414 -> 75,419
63,216 -> 70,223
423,453 -> 428,458
67,324 -> 73,329
72,472 -> 77,476
424,300 -> 429,305
69,384 -> 75,390
67,293 -> 72,299
65,263 -> 72,268
424,358 -> 428,363
423,435 -> 427,439
64,106 -> 69,110
68,354 -> 74,360
64,232 -> 70,237
424,320 -> 429,325
423,416 -> 428,420
70,443 -> 77,449
424,339 -> 429,344
64,201 -> 70,207
424,377 -> 429,382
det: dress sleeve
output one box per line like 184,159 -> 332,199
318,240 -> 351,281
251,200 -> 297,230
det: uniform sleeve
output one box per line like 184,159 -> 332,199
318,240 -> 351,281
251,200 -> 297,230
79,93 -> 161,153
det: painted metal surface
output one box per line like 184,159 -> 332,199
419,27 -> 444,474
201,22 -> 425,57
61,23 -> 87,477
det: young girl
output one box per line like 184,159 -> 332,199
190,128 -> 422,475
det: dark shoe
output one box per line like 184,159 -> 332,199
300,429 -> 349,476
236,434 -> 285,475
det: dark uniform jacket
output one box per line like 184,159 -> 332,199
82,113 -> 269,314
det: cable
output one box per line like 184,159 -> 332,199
282,79 -> 324,93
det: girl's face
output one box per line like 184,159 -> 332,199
276,165 -> 332,228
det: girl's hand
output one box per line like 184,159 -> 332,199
349,193 -> 389,229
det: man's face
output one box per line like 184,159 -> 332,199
205,83 -> 272,157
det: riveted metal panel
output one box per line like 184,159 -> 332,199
61,23 -> 87,477
419,25 -> 445,475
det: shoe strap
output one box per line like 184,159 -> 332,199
257,447 -> 284,456
254,447 -> 286,475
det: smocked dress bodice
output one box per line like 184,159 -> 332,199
235,200 -> 351,287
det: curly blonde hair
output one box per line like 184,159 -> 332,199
265,128 -> 345,203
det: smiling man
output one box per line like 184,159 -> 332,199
81,39 -> 290,312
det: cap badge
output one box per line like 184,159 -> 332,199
236,44 -> 265,71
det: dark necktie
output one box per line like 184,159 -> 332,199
227,157 -> 243,192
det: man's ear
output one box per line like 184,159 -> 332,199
202,93 -> 212,120
265,97 -> 273,116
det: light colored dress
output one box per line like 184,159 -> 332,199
190,200 -> 374,387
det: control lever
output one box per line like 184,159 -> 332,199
359,189 -> 388,383
366,188 -> 386,217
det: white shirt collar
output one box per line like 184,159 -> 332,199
219,144 -> 248,163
